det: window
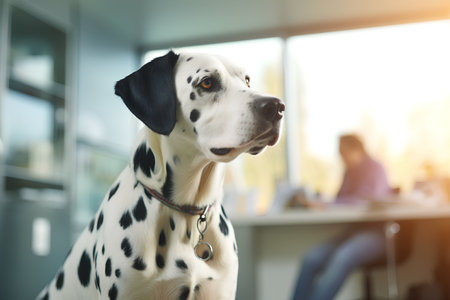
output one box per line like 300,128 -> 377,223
144,20 -> 450,212
3,6 -> 66,183
144,38 -> 286,213
287,20 -> 450,196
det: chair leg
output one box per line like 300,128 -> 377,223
385,221 -> 400,299
363,271 -> 373,300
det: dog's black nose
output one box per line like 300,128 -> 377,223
254,97 -> 285,122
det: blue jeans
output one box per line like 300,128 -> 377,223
292,229 -> 385,300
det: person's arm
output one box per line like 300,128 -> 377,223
336,171 -> 351,199
335,170 -> 364,203
335,161 -> 390,203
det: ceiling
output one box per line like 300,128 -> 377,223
79,0 -> 450,50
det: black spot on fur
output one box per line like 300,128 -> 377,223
95,272 -> 101,293
143,187 -> 153,200
187,76 -> 192,84
204,69 -> 209,72
170,217 -> 175,231
95,252 -> 99,268
133,181 -> 139,189
190,92 -> 196,100
108,182 -> 120,201
120,211 -> 133,229
92,242 -> 97,261
132,257 -> 147,270
39,291 -> 49,300
105,258 -> 112,277
89,218 -> 95,233
121,238 -> 133,258
219,215 -> 229,236
193,127 -> 197,135
108,284 -> 118,300
56,270 -> 64,290
162,164 -> 174,200
93,243 -> 98,268
96,211 -> 104,230
176,259 -> 188,271
233,241 -> 238,254
195,284 -> 201,292
78,250 -> 91,287
115,269 -> 121,278
187,57 -> 193,62
186,230 -> 191,240
158,229 -> 166,247
133,197 -> 147,221
156,254 -> 165,269
196,68 -> 200,73
190,109 -> 200,122
133,143 -> 155,177
102,244 -> 105,255
179,286 -> 190,300
221,205 -> 228,219
208,277 -> 213,281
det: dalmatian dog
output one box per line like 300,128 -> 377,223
37,51 -> 284,300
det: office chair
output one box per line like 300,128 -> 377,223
361,221 -> 413,300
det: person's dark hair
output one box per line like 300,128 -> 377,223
339,134 -> 366,154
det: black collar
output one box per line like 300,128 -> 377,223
142,184 -> 215,216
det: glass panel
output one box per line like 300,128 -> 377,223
287,20 -> 450,197
3,90 -> 63,179
3,7 -> 66,182
144,38 -> 286,214
9,7 -> 66,93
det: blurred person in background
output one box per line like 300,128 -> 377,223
292,134 -> 392,300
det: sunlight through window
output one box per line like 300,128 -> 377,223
288,20 -> 450,195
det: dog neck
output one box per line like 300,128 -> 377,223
131,128 -> 225,208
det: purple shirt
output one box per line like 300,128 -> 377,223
335,155 -> 391,204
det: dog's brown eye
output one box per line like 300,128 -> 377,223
200,78 -> 212,89
245,76 -> 250,87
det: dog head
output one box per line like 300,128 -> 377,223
115,51 -> 284,162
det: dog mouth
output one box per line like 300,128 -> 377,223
210,122 -> 281,157
210,147 -> 233,156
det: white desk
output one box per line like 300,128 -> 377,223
232,204 -> 450,300
232,203 -> 450,226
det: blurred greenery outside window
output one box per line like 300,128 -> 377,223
287,20 -> 450,197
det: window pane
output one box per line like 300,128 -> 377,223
9,7 -> 66,90
3,7 -> 67,183
288,20 -> 450,196
144,38 -> 286,213
3,90 -> 63,179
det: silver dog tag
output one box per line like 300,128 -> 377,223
195,241 -> 213,261
194,206 -> 213,261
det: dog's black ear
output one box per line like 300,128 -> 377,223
115,51 -> 179,135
